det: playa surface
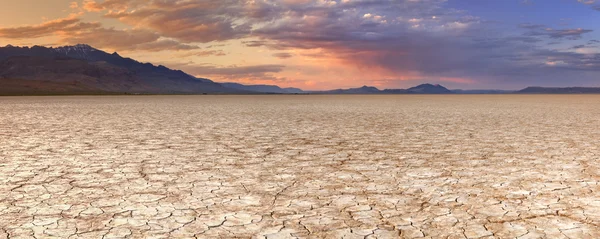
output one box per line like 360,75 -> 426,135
1,95 -> 599,238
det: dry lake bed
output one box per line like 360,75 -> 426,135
1,95 -> 600,239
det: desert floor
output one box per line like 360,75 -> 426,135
1,95 -> 600,238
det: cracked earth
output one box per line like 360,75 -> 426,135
1,95 -> 600,238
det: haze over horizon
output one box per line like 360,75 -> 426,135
1,0 -> 599,90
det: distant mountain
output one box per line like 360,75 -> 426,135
3,44 -> 597,96
0,44 -> 239,95
381,89 -> 410,94
221,82 -> 304,94
0,56 -> 149,95
406,84 -> 453,94
316,85 -> 382,94
282,87 -> 305,94
517,86 -> 600,94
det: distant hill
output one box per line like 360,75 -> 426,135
221,83 -> 305,94
282,87 -> 305,94
316,85 -> 382,94
0,44 -> 239,95
406,84 -> 453,94
517,87 -> 600,94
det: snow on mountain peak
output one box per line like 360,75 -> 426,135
53,44 -> 97,58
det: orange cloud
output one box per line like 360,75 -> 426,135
69,2 -> 79,9
0,16 -> 98,39
102,1 -> 251,43
0,15 -> 198,52
82,0 -> 141,12
178,50 -> 227,58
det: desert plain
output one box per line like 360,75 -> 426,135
0,95 -> 599,238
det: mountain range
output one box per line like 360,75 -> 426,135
0,44 -> 599,95
0,44 -> 236,95
516,87 -> 600,94
312,84 -> 454,94
220,82 -> 303,94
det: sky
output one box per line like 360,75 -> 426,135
0,0 -> 599,90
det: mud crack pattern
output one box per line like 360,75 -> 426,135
1,95 -> 600,238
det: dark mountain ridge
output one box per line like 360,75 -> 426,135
1,44 -> 207,80
315,85 -> 382,94
0,44 -> 236,94
517,86 -> 600,94
2,44 -> 600,95
220,82 -> 300,94
406,83 -> 453,94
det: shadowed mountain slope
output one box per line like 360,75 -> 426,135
517,87 -> 600,94
220,83 -> 305,94
0,44 -> 238,95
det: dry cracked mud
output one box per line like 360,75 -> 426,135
1,95 -> 600,238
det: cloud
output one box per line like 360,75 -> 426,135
2,0 -> 600,88
235,1 -> 518,78
518,23 -> 545,29
61,28 -> 155,49
504,36 -> 544,43
166,63 -> 288,83
100,0 -> 252,43
526,28 -> 593,40
132,39 -> 199,52
578,0 -> 595,3
126,0 -> 596,86
62,27 -> 200,52
273,53 -> 293,59
538,50 -> 600,71
242,40 -> 272,48
576,0 -> 600,10
186,64 -> 285,76
521,0 -> 534,5
0,15 -> 198,52
0,16 -> 100,39
178,50 -> 227,57
82,0 -> 144,12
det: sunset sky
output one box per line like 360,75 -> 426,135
1,0 -> 599,90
